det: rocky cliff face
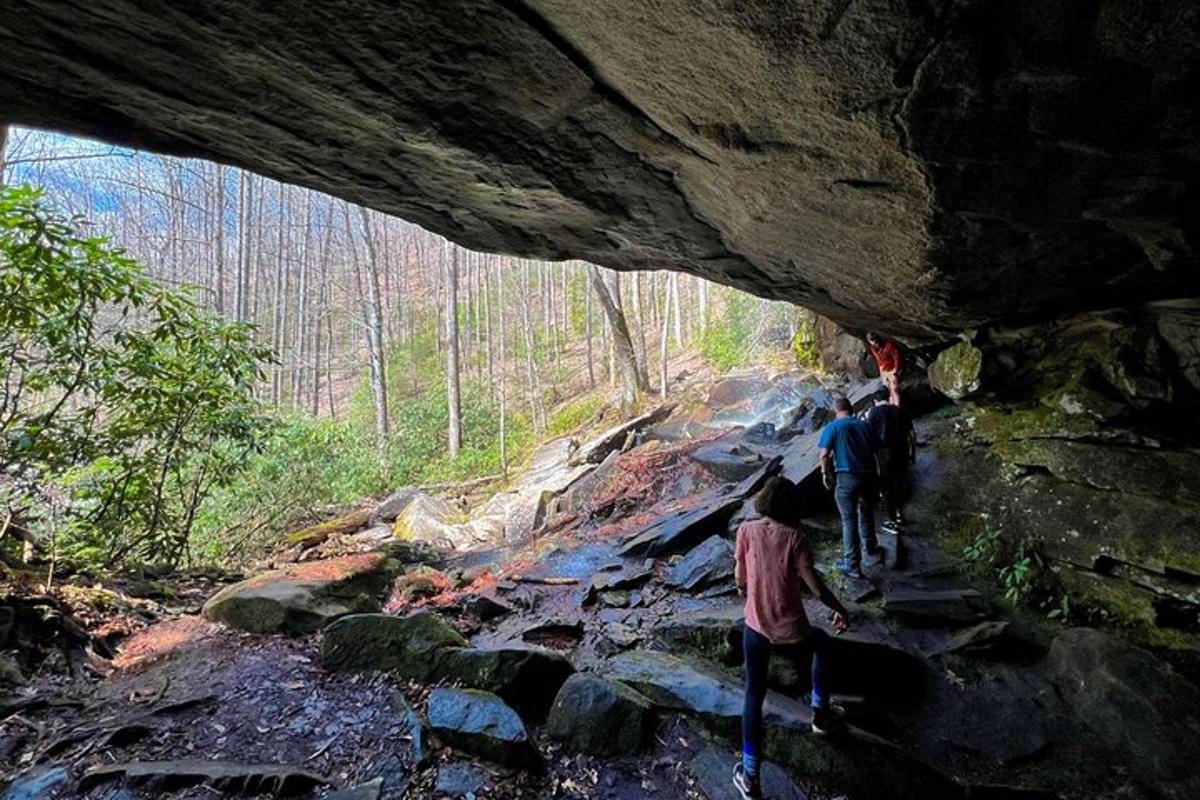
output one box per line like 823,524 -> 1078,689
2,1 -> 1197,335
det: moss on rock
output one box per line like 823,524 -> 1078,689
928,341 -> 983,400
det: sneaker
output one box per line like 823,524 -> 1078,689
879,520 -> 900,534
839,564 -> 864,580
812,702 -> 848,736
732,763 -> 762,799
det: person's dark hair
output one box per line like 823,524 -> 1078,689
873,388 -> 890,403
834,397 -> 852,413
866,332 -> 881,343
753,476 -> 800,525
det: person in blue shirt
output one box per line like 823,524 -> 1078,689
818,396 -> 883,578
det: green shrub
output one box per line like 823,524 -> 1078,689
0,185 -> 270,569
699,290 -> 754,370
547,393 -> 608,438
191,415 -> 387,563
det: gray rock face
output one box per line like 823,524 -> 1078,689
665,536 -> 735,592
438,646 -> 575,718
369,487 -> 419,526
1046,628 -> 1200,800
426,688 -> 536,768
4,4 -> 1194,335
545,673 -> 654,757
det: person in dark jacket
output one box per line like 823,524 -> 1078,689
818,396 -> 883,577
865,388 -> 915,529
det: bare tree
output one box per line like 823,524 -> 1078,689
351,205 -> 390,447
587,265 -> 644,410
446,244 -> 463,455
0,125 -> 8,184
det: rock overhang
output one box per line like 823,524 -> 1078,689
1,0 -> 1197,337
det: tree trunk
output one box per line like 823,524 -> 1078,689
631,271 -> 649,387
496,256 -> 508,478
587,265 -> 643,410
213,164 -> 226,315
671,272 -> 684,347
660,283 -> 671,400
353,205 -> 390,447
446,244 -> 463,455
585,271 -> 595,388
0,124 -> 9,184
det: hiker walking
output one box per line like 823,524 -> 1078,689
733,476 -> 850,800
866,332 -> 902,405
865,388 -> 915,531
818,396 -> 883,578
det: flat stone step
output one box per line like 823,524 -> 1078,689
882,588 -> 988,625
690,747 -> 808,800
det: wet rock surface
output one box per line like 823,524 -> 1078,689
665,536 -> 735,593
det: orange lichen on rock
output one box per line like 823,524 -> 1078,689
241,551 -> 388,589
112,616 -> 218,671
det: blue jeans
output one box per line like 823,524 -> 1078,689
742,625 -> 829,768
835,471 -> 877,571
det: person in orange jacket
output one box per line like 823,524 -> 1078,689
866,332 -> 902,405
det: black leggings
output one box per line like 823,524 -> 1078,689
742,626 -> 829,762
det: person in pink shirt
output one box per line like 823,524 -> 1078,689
732,476 -> 851,800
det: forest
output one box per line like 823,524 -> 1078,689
0,126 -> 818,575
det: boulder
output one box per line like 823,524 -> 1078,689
665,536 -> 734,592
434,763 -> 491,797
438,646 -> 574,718
388,565 -> 455,606
1,767 -> 69,800
464,594 -> 515,622
202,552 -> 394,635
79,760 -> 328,795
929,341 -> 984,400
545,673 -> 654,757
581,565 -> 654,606
690,442 -> 765,482
619,458 -> 779,557
570,404 -> 674,465
391,691 -> 431,767
426,688 -> 537,768
1046,628 -> 1200,800
320,611 -> 466,677
369,487 -> 419,526
392,492 -> 460,543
